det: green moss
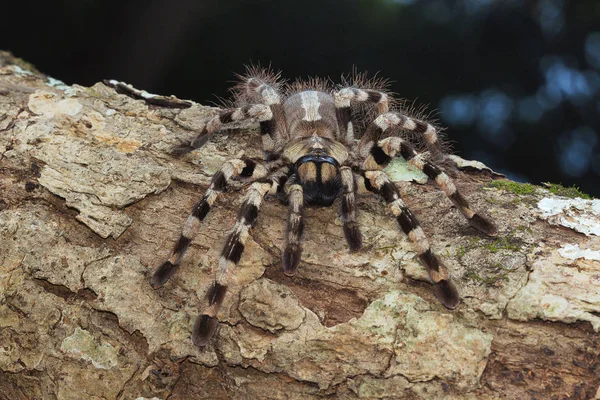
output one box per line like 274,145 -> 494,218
543,182 -> 592,199
483,235 -> 521,253
487,180 -> 593,200
486,180 -> 538,195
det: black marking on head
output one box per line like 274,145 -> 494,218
433,280 -> 460,309
238,202 -> 259,225
240,159 -> 257,177
223,233 -> 245,264
301,176 -> 341,207
192,314 -> 218,347
295,155 -> 339,170
396,207 -> 419,234
367,91 -> 382,103
207,283 -> 228,306
211,171 -> 227,191
414,120 -> 428,133
370,145 -> 392,166
219,111 -> 234,124
192,200 -> 211,220
151,261 -> 178,288
422,162 -> 442,180
418,249 -> 440,272
380,181 -> 398,203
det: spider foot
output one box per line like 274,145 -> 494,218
282,245 -> 302,276
469,214 -> 498,237
151,261 -> 179,289
343,222 -> 363,252
433,280 -> 460,309
192,314 -> 218,347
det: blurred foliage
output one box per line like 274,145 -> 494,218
2,0 -> 599,196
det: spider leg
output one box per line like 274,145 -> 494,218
334,87 -> 389,143
282,177 -> 305,276
151,158 -> 268,289
340,166 -> 362,251
363,136 -> 498,236
103,80 -> 192,109
358,112 -> 444,161
172,103 -> 276,156
239,69 -> 288,150
192,166 -> 290,347
362,169 -> 459,309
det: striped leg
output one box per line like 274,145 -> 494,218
151,158 -> 268,289
334,87 -> 389,143
358,112 -> 444,161
363,137 -> 498,236
340,166 -> 362,251
242,73 -> 288,154
282,179 -> 305,276
104,79 -> 192,109
363,170 -> 459,309
172,103 -> 275,155
192,167 -> 290,347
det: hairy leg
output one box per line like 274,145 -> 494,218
363,136 -> 497,236
192,167 -> 290,347
362,170 -> 460,309
151,158 -> 267,288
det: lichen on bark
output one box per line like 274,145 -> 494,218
1,51 -> 600,399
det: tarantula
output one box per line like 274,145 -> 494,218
119,68 -> 498,347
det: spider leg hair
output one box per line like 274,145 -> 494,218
192,166 -> 291,347
282,178 -> 305,276
362,136 -> 498,237
233,66 -> 288,149
362,170 -> 460,309
151,158 -> 268,289
334,87 -> 390,143
172,103 -> 276,156
358,112 -> 445,161
340,166 -> 362,251
103,79 -> 192,109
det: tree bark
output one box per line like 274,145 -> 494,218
1,50 -> 599,400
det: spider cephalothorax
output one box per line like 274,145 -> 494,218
145,67 -> 498,347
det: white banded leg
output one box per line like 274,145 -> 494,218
244,76 -> 288,155
363,137 -> 498,236
151,158 -> 268,289
192,167 -> 290,347
358,112 -> 444,160
172,103 -> 275,155
104,79 -> 192,108
340,166 -> 362,251
282,179 -> 305,276
363,170 -> 459,309
334,87 -> 389,143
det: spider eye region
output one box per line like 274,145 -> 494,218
295,155 -> 341,206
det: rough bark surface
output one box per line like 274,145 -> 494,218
1,51 -> 599,400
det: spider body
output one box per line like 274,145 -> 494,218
147,68 -> 498,347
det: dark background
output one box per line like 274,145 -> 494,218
2,0 -> 599,196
